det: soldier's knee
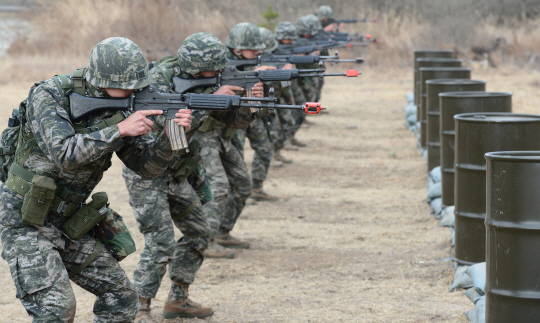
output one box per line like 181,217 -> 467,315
95,278 -> 138,322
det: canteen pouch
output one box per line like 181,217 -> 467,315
94,209 -> 136,262
221,127 -> 238,140
62,192 -> 109,240
21,175 -> 57,226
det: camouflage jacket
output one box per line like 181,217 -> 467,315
123,57 -> 252,194
0,78 -> 174,228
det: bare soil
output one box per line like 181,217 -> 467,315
0,66 -> 539,322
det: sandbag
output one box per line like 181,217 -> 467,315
465,287 -> 482,303
405,93 -> 414,105
474,296 -> 485,323
450,265 -> 472,292
428,166 -> 442,184
465,308 -> 477,323
428,182 -> 441,200
465,262 -> 486,296
450,228 -> 455,247
429,197 -> 442,216
439,209 -> 455,227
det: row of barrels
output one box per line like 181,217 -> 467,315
413,50 -> 540,322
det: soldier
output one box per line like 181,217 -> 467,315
194,22 -> 266,250
228,23 -> 280,202
317,5 -> 344,31
0,37 -> 192,322
123,33 -> 255,321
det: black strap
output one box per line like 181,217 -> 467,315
68,240 -> 102,279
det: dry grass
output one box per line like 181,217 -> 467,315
1,65 -> 539,322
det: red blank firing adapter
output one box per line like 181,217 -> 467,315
346,70 -> 361,77
304,102 -> 324,114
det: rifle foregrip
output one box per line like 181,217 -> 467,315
289,56 -> 317,64
166,119 -> 189,151
187,94 -> 232,110
260,70 -> 294,81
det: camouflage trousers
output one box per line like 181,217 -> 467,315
200,144 -> 251,237
0,187 -> 138,323
123,168 -> 210,300
274,106 -> 296,150
236,117 -> 273,184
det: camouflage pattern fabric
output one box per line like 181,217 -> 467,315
317,5 -> 335,20
0,37 -> 174,321
236,117 -> 273,185
0,214 -> 138,322
295,15 -> 323,36
258,27 -> 278,53
225,22 -> 266,51
198,144 -> 251,236
123,169 -> 210,299
274,21 -> 298,40
86,37 -> 152,90
177,32 -> 228,75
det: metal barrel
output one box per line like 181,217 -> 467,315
440,92 -> 511,208
485,151 -> 540,322
425,80 -> 486,172
414,58 -> 462,113
413,50 -> 454,106
418,67 -> 471,149
454,113 -> 540,265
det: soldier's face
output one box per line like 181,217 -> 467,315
103,88 -> 137,98
280,39 -> 294,44
196,71 -> 220,78
239,49 -> 259,59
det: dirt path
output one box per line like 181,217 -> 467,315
0,67 -> 539,322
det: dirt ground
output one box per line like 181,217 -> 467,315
0,66 -> 539,323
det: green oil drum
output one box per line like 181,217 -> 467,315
440,92 -> 511,208
414,58 -> 462,118
485,151 -> 540,322
454,113 -> 540,265
425,80 -> 486,172
418,67 -> 471,149
413,50 -> 453,107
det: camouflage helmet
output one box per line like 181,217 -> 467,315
258,27 -> 278,53
317,5 -> 334,20
274,21 -> 298,40
86,37 -> 152,90
295,15 -> 322,36
225,22 -> 266,51
177,32 -> 228,74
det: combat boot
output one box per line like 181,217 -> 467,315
163,283 -> 214,319
290,137 -> 307,147
135,298 -> 159,323
215,232 -> 251,249
282,139 -> 299,151
270,158 -> 284,168
273,150 -> 292,163
204,240 -> 236,258
251,188 -> 279,202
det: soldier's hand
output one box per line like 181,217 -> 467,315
118,110 -> 162,137
254,65 -> 277,71
283,64 -> 294,70
324,23 -> 336,32
251,82 -> 264,98
214,85 -> 244,96
173,109 -> 193,131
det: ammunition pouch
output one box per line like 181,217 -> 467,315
170,139 -> 202,183
62,192 -> 109,240
198,117 -> 237,140
222,127 -> 238,140
21,175 -> 57,226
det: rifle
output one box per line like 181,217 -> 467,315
227,53 -> 364,69
69,86 -> 325,152
328,18 -> 377,24
172,65 -> 361,94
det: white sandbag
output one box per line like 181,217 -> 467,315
405,93 -> 414,105
428,182 -> 441,200
450,265 -> 472,292
439,209 -> 455,227
406,114 -> 416,130
450,228 -> 455,247
430,197 -> 442,215
404,103 -> 416,117
439,206 -> 455,220
428,166 -> 442,183
474,296 -> 486,323
465,262 -> 486,296
465,287 -> 482,303
465,308 -> 477,323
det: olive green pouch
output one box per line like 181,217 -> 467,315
62,192 -> 109,240
94,209 -> 136,262
21,175 -> 57,226
222,127 -> 238,140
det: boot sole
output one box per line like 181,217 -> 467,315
216,242 -> 251,249
162,310 -> 214,319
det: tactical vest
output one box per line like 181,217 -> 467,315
0,68 -> 126,217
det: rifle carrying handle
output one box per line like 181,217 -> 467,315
166,120 -> 189,151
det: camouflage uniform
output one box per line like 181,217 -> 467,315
317,5 -> 336,28
122,33 -> 251,319
0,38 -> 171,322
